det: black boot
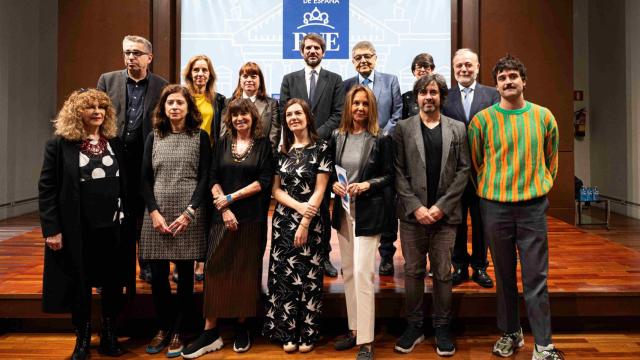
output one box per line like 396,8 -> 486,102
98,317 -> 124,356
71,322 -> 91,360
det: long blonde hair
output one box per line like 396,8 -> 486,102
339,85 -> 379,136
182,54 -> 217,101
53,89 -> 117,141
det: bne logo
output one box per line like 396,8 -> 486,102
283,0 -> 349,59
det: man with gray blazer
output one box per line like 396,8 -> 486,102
442,48 -> 500,288
279,33 -> 344,276
393,74 -> 469,356
97,35 -> 168,284
343,41 -> 403,276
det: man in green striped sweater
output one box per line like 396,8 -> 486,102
467,54 -> 563,360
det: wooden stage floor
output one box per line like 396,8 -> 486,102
1,213 -> 639,320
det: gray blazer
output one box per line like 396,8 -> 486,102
97,70 -> 168,140
279,68 -> 344,139
221,96 -> 281,149
343,71 -> 403,135
393,114 -> 470,224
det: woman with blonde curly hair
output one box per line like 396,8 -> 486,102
38,88 -> 131,360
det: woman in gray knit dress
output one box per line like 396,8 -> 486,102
140,85 -> 211,358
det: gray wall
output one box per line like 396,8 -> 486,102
0,0 -> 58,220
573,0 -> 590,186
576,0 -> 640,218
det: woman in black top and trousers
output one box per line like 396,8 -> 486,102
38,88 -> 131,360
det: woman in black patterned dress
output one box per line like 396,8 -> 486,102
140,85 -> 211,357
262,99 -> 332,353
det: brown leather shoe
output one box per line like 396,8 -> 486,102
146,330 -> 169,354
166,333 -> 184,358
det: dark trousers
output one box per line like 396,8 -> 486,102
452,183 -> 487,270
72,226 -> 122,327
378,186 -> 398,260
123,141 -> 147,270
149,260 -> 195,332
400,221 -> 456,328
320,187 -> 332,260
480,197 -> 552,346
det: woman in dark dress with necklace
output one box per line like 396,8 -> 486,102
262,99 -> 332,353
181,98 -> 273,358
38,88 -> 130,360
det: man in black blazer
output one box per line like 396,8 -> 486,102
97,35 -> 168,283
279,33 -> 344,276
442,48 -> 500,288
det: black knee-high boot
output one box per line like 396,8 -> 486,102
99,317 -> 124,356
72,322 -> 91,360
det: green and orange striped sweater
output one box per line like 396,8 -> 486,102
467,101 -> 558,203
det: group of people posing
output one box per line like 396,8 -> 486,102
38,33 -> 562,360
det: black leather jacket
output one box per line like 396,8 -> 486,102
329,129 -> 394,236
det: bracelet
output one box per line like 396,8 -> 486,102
221,208 -> 230,214
300,223 -> 309,229
226,194 -> 233,203
182,211 -> 195,221
185,206 -> 195,216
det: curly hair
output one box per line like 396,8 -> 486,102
53,88 -> 117,141
153,84 -> 202,138
492,53 -> 527,84
223,98 -> 263,139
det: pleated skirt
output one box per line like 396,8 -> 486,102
203,222 -> 263,318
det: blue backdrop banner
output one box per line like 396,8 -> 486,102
282,0 -> 349,59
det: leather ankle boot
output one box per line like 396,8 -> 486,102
98,317 -> 124,356
71,322 -> 91,360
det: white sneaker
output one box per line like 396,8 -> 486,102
492,328 -> 524,357
299,343 -> 315,353
532,344 -> 565,360
283,341 -> 298,353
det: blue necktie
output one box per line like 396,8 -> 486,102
309,70 -> 317,106
362,77 -> 371,88
462,87 -> 473,122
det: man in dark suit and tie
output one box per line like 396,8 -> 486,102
97,35 -> 168,284
442,48 -> 499,288
279,33 -> 344,276
343,41 -> 402,276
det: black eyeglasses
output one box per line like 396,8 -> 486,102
123,50 -> 148,58
78,88 -> 89,93
354,53 -> 375,62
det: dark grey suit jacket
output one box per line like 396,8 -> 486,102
393,114 -> 470,225
442,82 -> 500,125
279,68 -> 344,139
97,69 -> 168,140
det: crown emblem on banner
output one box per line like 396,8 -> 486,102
297,7 -> 335,29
